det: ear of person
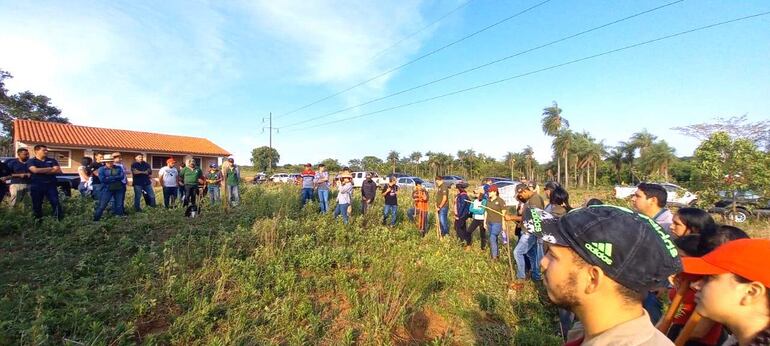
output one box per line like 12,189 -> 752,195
584,266 -> 603,295
743,281 -> 767,306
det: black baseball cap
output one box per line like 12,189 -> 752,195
531,205 -> 682,293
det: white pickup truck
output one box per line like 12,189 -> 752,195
614,183 -> 697,207
350,171 -> 389,188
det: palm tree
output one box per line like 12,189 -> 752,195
541,101 -> 569,183
640,140 -> 676,181
619,141 -> 637,184
504,152 -> 516,180
522,146 -> 534,181
387,150 -> 399,174
409,151 -> 422,176
553,129 -> 573,189
630,129 -> 658,156
607,147 -> 624,184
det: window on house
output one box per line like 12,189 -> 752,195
150,155 -> 167,169
47,149 -> 71,168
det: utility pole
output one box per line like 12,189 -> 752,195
262,112 -> 279,173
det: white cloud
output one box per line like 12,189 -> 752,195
237,0 -> 431,98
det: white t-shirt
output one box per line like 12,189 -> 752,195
158,166 -> 179,187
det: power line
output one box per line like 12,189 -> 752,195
278,0 -> 685,129
283,11 -> 770,133
369,0 -> 475,62
274,0 -> 554,120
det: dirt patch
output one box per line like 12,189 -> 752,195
135,304 -> 180,341
394,308 -> 450,345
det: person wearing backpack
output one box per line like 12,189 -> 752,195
454,182 -> 471,248
93,154 -> 126,221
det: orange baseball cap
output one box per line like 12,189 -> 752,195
682,239 -> 770,287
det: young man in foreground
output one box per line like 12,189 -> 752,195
537,205 -> 682,345
684,239 -> 770,346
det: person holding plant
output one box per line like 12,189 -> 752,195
485,185 -> 506,260
206,163 -> 222,205
468,187 -> 488,250
382,177 -> 399,226
410,180 -> 429,236
333,173 -> 353,224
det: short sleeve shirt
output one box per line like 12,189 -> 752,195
131,161 -> 152,186
486,197 -> 505,223
6,159 -> 30,184
436,183 -> 449,208
158,166 -> 179,187
527,193 -> 546,209
180,167 -> 203,186
27,157 -> 59,186
383,184 -> 398,205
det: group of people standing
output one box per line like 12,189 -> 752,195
0,145 -> 241,221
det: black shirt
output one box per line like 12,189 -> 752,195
382,184 -> 398,205
26,157 -> 59,187
90,162 -> 104,184
131,161 -> 152,186
5,159 -> 30,184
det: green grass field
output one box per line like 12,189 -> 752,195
0,184 -> 563,345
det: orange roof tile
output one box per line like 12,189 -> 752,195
14,119 -> 230,156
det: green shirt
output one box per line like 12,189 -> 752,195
527,193 -> 546,209
486,197 -> 505,223
180,167 -> 203,186
436,183 -> 449,208
226,170 -> 238,186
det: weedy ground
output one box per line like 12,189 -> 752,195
0,184 -> 564,345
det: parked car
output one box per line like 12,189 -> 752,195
252,172 -> 268,184
395,176 -> 434,190
482,177 -> 513,184
708,191 -> 770,223
493,180 -> 522,207
269,173 -> 290,183
614,182 -> 697,207
441,175 -> 465,187
289,173 -> 302,185
351,171 -> 387,188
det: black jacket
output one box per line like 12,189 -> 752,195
361,179 -> 378,200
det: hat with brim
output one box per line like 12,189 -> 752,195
455,182 -> 469,189
338,173 -> 353,179
99,154 -> 116,163
682,239 -> 770,288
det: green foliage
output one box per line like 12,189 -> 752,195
692,132 -> 770,205
319,158 -> 341,171
0,69 -> 69,155
250,146 -> 280,172
0,185 -> 560,345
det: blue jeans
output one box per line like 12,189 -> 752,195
301,188 -> 313,206
438,206 -> 449,236
227,185 -> 240,206
383,204 -> 397,226
208,185 -> 220,204
133,184 -> 156,211
488,223 -> 503,258
30,185 -> 62,220
514,232 -> 542,280
91,183 -> 103,201
318,189 -> 329,213
333,203 -> 349,224
94,186 -> 125,221
162,186 -> 178,208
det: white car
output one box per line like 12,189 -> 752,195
493,180 -> 522,207
614,183 -> 697,207
270,173 -> 289,183
351,171 -> 388,188
396,176 -> 434,190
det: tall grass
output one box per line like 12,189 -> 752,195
1,184 -> 563,345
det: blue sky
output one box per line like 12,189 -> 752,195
1,0 -> 768,166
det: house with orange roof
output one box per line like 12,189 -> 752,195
13,119 -> 231,177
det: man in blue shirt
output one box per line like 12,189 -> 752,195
131,154 -> 156,212
94,154 -> 126,221
6,148 -> 32,207
26,145 -> 63,220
